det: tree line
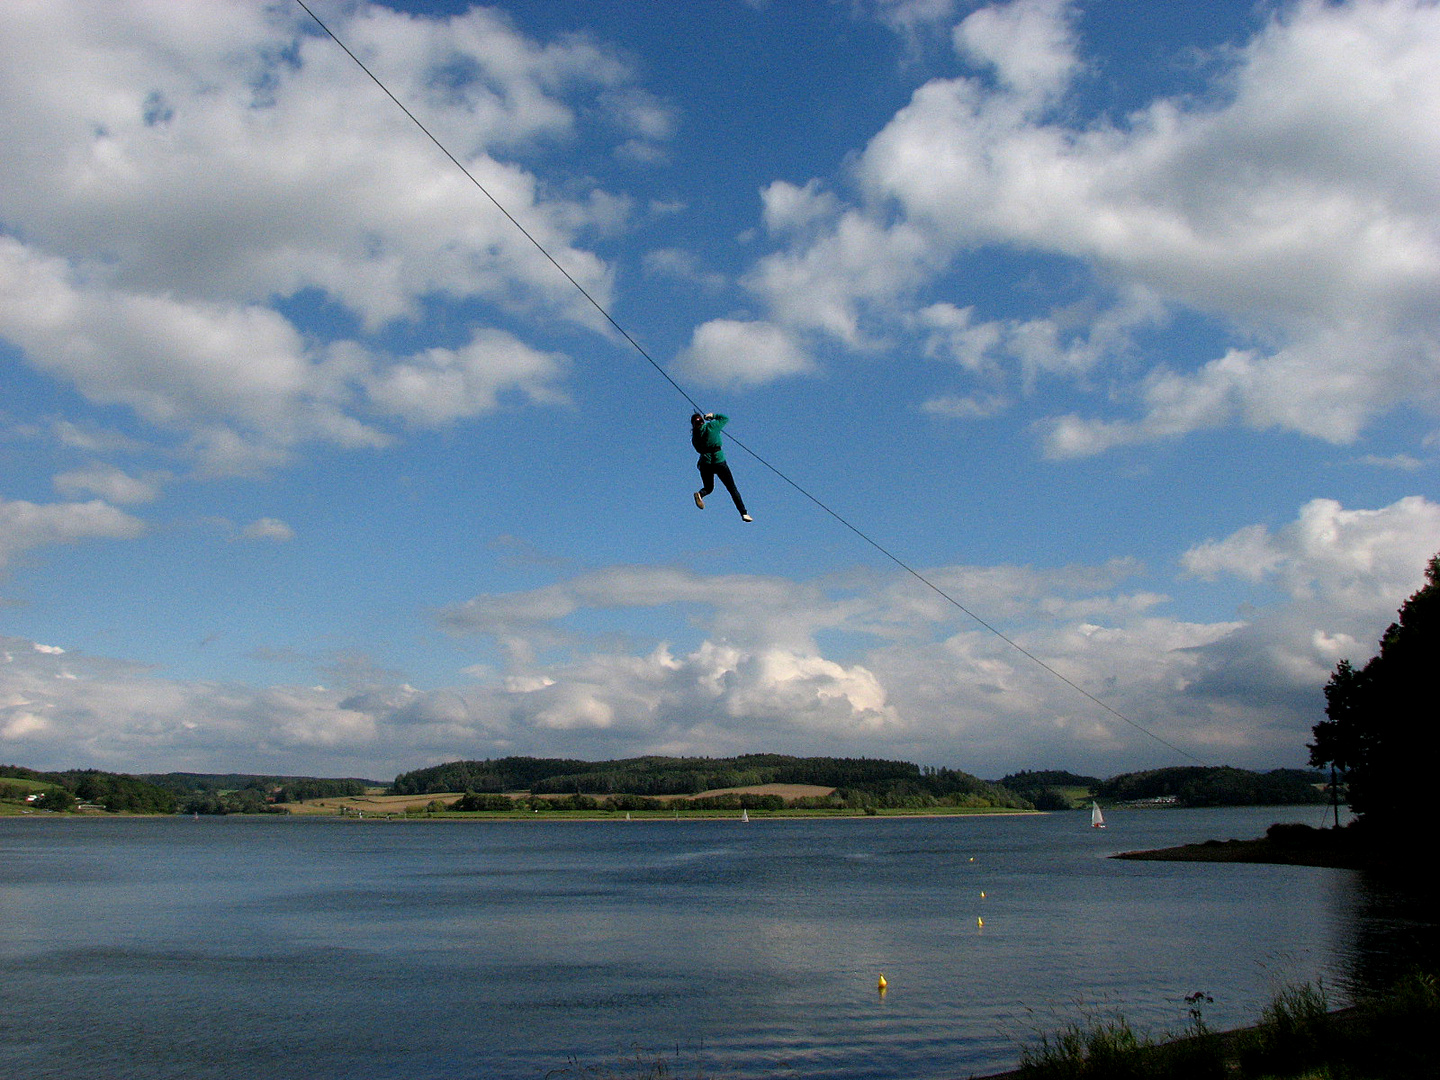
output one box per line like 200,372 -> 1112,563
144,772 -> 372,801
144,773 -> 372,813
392,754 -> 1028,808
1308,550 -> 1438,859
1091,766 -> 1325,807
0,766 -> 373,815
0,766 -> 177,814
394,755 -> 1330,812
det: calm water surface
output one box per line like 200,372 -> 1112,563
0,807 -> 1428,1079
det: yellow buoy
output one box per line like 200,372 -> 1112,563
980,891 -> 986,899
977,916 -> 984,930
877,974 -> 887,991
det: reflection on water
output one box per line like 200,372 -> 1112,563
1341,871 -> 1440,996
0,808 -> 1431,1080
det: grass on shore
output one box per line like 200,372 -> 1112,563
1014,971 -> 1438,1080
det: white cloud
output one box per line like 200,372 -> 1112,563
745,213 -> 941,345
238,517 -> 295,543
729,0 -> 1440,453
920,393 -> 1009,420
642,248 -> 726,292
1356,452 -> 1422,471
761,180 -> 843,235
0,496 -> 145,570
1183,495 -> 1440,608
0,635 -> 385,773
0,236 -> 386,473
0,0 -> 663,471
1174,495 -> 1440,718
53,463 -> 166,505
673,318 -> 815,388
2,495 -> 1433,775
424,551 -> 1255,770
0,2 -> 632,312
363,329 -> 569,425
425,496 -> 1440,772
953,0 -> 1080,106
918,303 -> 1005,372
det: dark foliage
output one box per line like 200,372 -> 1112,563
179,788 -> 289,815
270,778 -> 369,803
449,792 -> 518,812
391,757 -> 592,795
1001,768 -> 1102,790
2,768 -> 178,813
1093,766 -> 1325,807
392,754 -> 1028,809
36,788 -> 77,812
145,772 -> 373,800
1310,552 -> 1439,851
1001,769 -> 1103,811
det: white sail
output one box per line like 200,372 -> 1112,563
1090,801 -> 1105,828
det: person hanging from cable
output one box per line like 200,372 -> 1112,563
690,412 -> 752,522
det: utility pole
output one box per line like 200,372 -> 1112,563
1330,763 -> 1340,829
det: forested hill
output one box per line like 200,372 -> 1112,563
391,754 -> 1027,807
1,765 -> 178,813
1092,766 -> 1326,806
143,772 -> 376,801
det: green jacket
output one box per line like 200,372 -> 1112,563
691,413 -> 729,465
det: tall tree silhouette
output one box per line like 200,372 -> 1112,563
1310,553 -> 1439,848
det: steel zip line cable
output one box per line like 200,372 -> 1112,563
294,0 -> 1207,766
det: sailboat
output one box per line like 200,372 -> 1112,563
1090,801 -> 1106,829
741,809 -> 749,823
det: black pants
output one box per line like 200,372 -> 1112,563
698,460 -> 747,516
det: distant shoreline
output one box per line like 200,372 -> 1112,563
5,806 -> 1043,822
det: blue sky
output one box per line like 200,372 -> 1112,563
2,0 -> 1437,782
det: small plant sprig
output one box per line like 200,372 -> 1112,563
1183,990 -> 1214,1034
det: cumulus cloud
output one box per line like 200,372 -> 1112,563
53,463 -> 166,505
0,495 -> 145,570
1183,495 -> 1440,609
0,0 -> 664,472
1169,496 -> 1440,728
731,0 -> 1440,452
673,318 -> 816,387
0,635 -> 383,774
424,507 -> 1435,775
953,0 -> 1080,106
761,180 -> 843,235
362,329 -> 569,425
437,496 -> 1440,771
3,495 -> 1434,775
918,303 -> 1006,373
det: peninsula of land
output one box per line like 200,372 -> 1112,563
1114,820 -> 1386,871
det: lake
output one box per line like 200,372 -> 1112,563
0,806 -> 1429,1079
